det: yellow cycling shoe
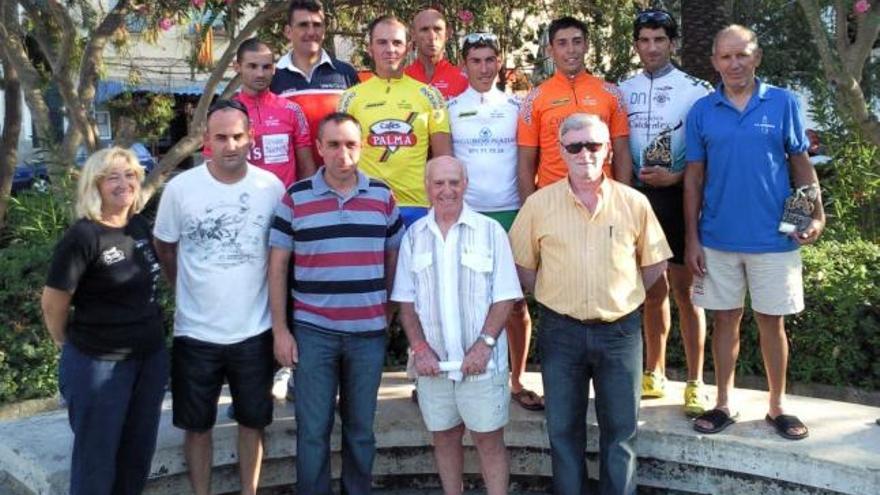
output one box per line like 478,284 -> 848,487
641,371 -> 667,398
683,380 -> 709,417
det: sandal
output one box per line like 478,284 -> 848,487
765,413 -> 809,440
693,408 -> 739,434
511,388 -> 545,411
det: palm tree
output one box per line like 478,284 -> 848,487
680,0 -> 730,85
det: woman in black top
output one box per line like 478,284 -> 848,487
42,147 -> 167,495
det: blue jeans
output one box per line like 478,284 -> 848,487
293,323 -> 386,495
59,343 -> 169,495
538,307 -> 642,495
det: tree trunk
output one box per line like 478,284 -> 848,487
680,0 -> 730,85
0,47 -> 22,230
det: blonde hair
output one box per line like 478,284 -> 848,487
75,147 -> 146,221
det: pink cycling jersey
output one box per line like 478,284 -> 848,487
204,90 -> 311,188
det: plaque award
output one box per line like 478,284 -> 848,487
778,184 -> 819,234
643,128 -> 673,169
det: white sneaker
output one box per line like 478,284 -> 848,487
272,367 -> 293,401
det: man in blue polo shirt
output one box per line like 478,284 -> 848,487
684,25 -> 825,441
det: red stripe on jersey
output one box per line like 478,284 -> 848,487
296,251 -> 384,267
294,301 -> 386,320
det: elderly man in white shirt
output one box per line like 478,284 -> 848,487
392,155 -> 522,495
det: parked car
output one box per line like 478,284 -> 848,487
13,143 -> 156,194
12,150 -> 50,194
75,142 -> 157,174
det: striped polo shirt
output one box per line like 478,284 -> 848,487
269,168 -> 405,334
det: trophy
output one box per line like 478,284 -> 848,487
643,129 -> 673,169
778,184 -> 820,234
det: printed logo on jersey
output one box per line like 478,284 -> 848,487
265,115 -> 282,128
754,115 -> 776,135
519,87 -> 540,125
369,114 -> 418,161
101,246 -> 126,265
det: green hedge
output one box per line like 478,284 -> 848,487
1,192 -> 878,404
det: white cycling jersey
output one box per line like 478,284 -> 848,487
619,64 -> 711,181
448,86 -> 520,212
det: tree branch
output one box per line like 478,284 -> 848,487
142,0 -> 289,200
845,3 -> 880,78
833,0 -> 849,56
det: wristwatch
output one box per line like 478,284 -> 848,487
478,333 -> 497,348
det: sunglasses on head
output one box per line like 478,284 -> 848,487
207,99 -> 249,119
463,32 -> 498,45
562,141 -> 605,154
635,10 -> 674,26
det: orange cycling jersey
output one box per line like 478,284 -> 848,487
517,71 -> 629,188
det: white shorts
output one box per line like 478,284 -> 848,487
693,247 -> 804,315
416,373 -> 509,433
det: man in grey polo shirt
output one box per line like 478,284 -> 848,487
392,156 -> 522,495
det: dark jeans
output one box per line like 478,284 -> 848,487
59,343 -> 169,495
294,323 -> 386,495
538,307 -> 642,495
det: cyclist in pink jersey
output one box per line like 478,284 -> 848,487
205,38 -> 315,188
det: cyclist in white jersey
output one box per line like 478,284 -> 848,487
448,33 -> 542,412
618,9 -> 712,417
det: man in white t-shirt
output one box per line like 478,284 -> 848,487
448,32 -> 541,412
153,99 -> 285,495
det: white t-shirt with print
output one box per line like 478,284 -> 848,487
154,163 -> 285,344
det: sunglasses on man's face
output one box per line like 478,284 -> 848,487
562,141 -> 605,154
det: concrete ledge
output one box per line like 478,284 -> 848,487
1,372 -> 878,494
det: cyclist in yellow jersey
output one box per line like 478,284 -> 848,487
339,15 -> 451,226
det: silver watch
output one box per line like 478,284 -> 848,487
478,333 -> 497,348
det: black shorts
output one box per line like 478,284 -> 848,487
171,330 -> 274,431
639,186 -> 685,265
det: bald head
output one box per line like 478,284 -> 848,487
712,24 -> 759,55
425,155 -> 467,183
412,8 -> 448,62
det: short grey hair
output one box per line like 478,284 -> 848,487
557,113 -> 609,142
712,24 -> 759,55
424,155 -> 468,183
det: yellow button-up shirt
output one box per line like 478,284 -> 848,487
509,177 -> 671,321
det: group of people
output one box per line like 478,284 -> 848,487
41,2 -> 825,495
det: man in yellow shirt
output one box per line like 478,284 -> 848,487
509,113 -> 671,495
339,15 -> 451,226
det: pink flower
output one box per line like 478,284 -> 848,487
158,18 -> 174,31
854,0 -> 871,14
192,0 -> 205,8
457,9 -> 474,24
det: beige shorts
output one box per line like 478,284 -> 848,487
693,247 -> 804,315
416,373 -> 509,433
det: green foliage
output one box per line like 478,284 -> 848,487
0,191 -> 71,403
663,238 -> 880,390
106,92 -> 177,143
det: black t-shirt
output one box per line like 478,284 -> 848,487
46,214 -> 164,360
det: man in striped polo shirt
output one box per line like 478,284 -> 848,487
268,112 -> 404,494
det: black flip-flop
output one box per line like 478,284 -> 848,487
765,414 -> 809,440
693,408 -> 739,434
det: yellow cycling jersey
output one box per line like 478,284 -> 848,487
338,75 -> 450,207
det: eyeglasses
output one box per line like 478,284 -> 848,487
635,10 -> 674,27
562,141 -> 604,154
207,99 -> 249,119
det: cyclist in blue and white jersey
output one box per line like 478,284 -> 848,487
618,9 -> 712,416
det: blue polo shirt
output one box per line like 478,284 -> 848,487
685,79 -> 809,253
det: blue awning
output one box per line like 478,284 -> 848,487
95,79 -> 229,103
